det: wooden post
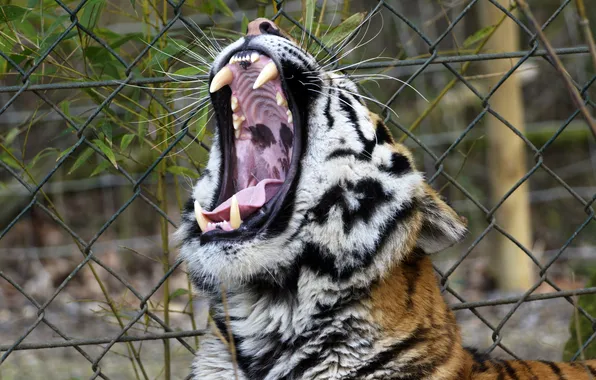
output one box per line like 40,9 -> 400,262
481,1 -> 535,291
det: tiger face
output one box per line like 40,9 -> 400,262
176,18 -> 467,292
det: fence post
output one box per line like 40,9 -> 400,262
481,0 -> 535,291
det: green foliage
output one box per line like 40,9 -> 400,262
563,271 -> 596,360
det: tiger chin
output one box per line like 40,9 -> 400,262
175,18 -> 596,380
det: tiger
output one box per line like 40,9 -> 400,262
175,18 -> 596,380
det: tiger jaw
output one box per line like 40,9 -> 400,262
196,48 -> 303,237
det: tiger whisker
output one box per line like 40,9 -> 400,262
300,83 -> 384,147
319,84 -> 400,120
313,2 -> 341,60
187,18 -> 222,56
324,9 -> 381,66
147,99 -> 211,132
318,11 -> 377,67
170,37 -> 214,67
319,14 -> 384,70
307,73 -> 428,103
153,70 -> 208,82
154,108 -> 213,148
130,97 -> 209,128
144,40 -> 206,73
117,83 -> 207,92
168,111 -> 215,157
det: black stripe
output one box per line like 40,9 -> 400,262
402,253 -> 423,309
492,362 -> 505,380
309,178 -> 393,234
374,120 -> 394,144
540,361 -> 566,380
338,93 -> 375,161
501,361 -> 520,380
325,89 -> 335,130
517,361 -> 538,380
588,364 -> 596,377
327,148 -> 359,159
381,152 -> 412,176
279,351 -> 319,380
301,200 -> 415,281
181,197 -> 201,244
281,45 -> 315,71
350,330 -> 427,378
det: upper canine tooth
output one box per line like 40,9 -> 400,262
194,200 -> 211,232
230,195 -> 242,229
231,96 -> 239,111
276,92 -> 287,107
210,66 -> 233,93
253,61 -> 279,89
250,53 -> 259,63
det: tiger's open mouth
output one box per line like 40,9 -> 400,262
195,48 -> 303,239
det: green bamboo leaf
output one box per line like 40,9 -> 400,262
55,147 -> 72,162
79,0 -> 105,30
27,147 -> 57,170
99,121 -> 112,147
110,32 -> 143,49
60,100 -> 71,117
90,160 -> 111,177
39,30 -> 77,53
320,12 -> 366,48
0,152 -> 21,169
166,165 -> 199,179
0,5 -> 28,24
102,62 -> 121,79
303,0 -> 315,40
211,0 -> 234,17
150,38 -> 188,66
172,66 -> 204,78
93,139 -> 118,168
120,134 -> 135,151
5,128 -> 19,145
241,14 -> 249,34
169,288 -> 189,298
68,147 -> 94,175
41,15 -> 69,41
463,26 -> 495,48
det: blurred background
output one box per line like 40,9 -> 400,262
0,0 -> 595,378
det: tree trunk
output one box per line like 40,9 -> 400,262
481,1 -> 535,291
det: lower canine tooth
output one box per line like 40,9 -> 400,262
231,96 -> 239,111
287,110 -> 293,124
230,195 -> 242,229
253,61 -> 279,89
194,200 -> 210,232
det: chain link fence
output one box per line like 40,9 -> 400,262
0,0 -> 595,378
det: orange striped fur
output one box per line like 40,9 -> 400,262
371,252 -> 596,379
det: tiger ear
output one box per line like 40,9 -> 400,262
416,185 -> 467,253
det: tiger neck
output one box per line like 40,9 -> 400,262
210,249 -> 471,379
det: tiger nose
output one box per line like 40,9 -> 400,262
247,18 -> 280,36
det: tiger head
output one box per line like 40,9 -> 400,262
176,19 -> 467,292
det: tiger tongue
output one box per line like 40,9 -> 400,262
201,179 -> 284,222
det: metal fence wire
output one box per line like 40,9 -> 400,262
0,0 -> 595,378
